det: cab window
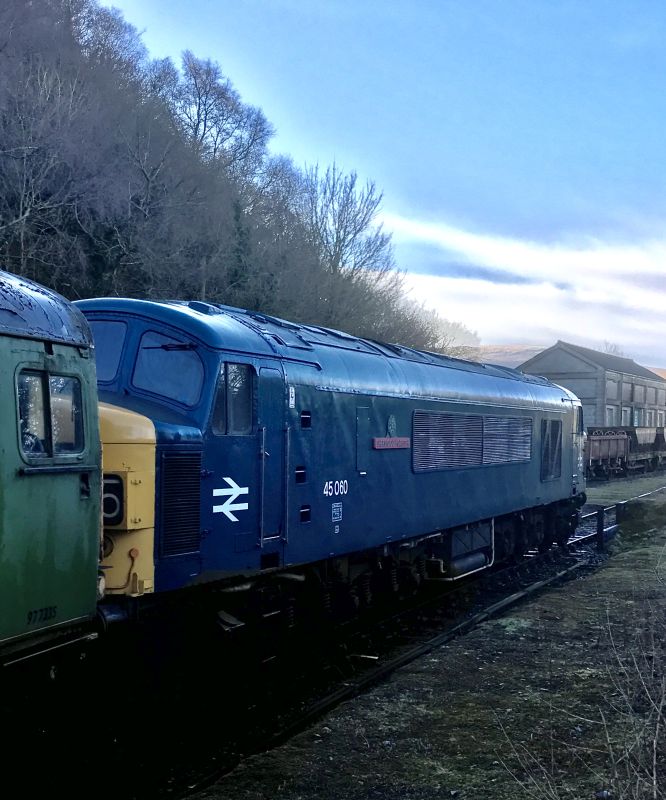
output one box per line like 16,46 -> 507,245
212,363 -> 254,435
132,330 -> 204,406
50,376 -> 84,453
89,320 -> 127,382
18,370 -> 84,458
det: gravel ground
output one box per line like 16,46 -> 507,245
193,494 -> 666,800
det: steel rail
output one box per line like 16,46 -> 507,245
179,484 -> 666,798
181,557 -> 588,798
574,483 -> 666,550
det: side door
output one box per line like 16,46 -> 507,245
572,402 -> 586,489
257,367 -> 285,551
202,361 -> 260,569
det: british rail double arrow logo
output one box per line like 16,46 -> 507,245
213,477 -> 249,522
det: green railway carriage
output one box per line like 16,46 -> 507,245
0,271 -> 101,665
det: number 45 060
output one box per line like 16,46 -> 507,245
323,479 -> 348,496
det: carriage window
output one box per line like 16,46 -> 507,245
133,330 -> 204,406
89,320 -> 127,382
18,371 -> 84,458
211,363 -> 254,435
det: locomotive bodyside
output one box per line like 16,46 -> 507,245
78,299 -> 585,601
0,272 -> 101,663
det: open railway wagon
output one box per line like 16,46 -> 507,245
585,426 -> 666,478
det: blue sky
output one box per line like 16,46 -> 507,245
103,0 -> 666,364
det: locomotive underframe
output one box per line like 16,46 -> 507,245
99,496 -> 581,636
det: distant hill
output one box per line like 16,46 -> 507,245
467,344 -> 545,368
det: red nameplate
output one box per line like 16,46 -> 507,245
372,437 -> 411,450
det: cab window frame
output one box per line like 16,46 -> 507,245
88,319 -> 128,384
211,362 -> 256,436
16,367 -> 86,463
131,328 -> 205,408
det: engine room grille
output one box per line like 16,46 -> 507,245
412,411 -> 532,473
160,450 -> 202,556
483,416 -> 533,464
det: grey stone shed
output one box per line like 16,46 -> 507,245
518,341 -> 666,429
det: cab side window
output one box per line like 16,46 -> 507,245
18,370 -> 84,458
133,330 -> 204,407
89,320 -> 127,383
18,371 -> 47,455
540,419 -> 562,481
212,363 -> 254,435
50,376 -> 84,453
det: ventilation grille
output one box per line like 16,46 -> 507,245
413,411 -> 532,473
160,450 -> 202,556
413,412 -> 482,471
483,416 -> 532,464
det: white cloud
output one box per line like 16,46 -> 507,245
381,213 -> 666,365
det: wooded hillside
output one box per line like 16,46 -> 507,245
0,0 -> 477,352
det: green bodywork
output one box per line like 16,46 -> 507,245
0,335 -> 101,654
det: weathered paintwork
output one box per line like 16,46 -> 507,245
0,270 -> 91,347
0,271 -> 100,656
77,298 -> 584,594
99,402 -> 156,595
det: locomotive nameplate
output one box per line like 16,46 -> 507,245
372,437 -> 411,450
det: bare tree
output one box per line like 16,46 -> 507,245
604,341 -> 626,357
72,0 -> 147,87
301,163 -> 394,276
0,0 -> 480,356
174,51 -> 273,180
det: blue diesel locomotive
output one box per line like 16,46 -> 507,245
77,298 -> 586,618
0,269 -> 586,666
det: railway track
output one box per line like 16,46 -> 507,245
11,485 -> 665,800
172,484 -> 666,798
172,550 -> 600,797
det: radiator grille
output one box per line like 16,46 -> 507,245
413,411 -> 483,471
160,450 -> 202,556
413,411 -> 532,473
483,416 -> 532,464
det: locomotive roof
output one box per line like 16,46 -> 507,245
0,270 -> 92,347
77,297 -> 555,389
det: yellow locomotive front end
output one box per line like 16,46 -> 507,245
99,402 -> 157,597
